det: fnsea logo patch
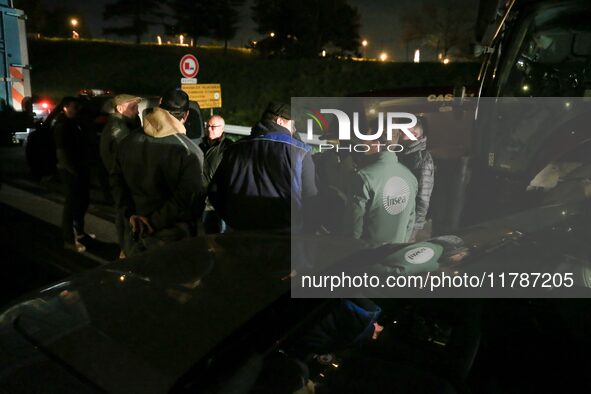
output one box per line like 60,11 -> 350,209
382,176 -> 410,215
404,247 -> 435,265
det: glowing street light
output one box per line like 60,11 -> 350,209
70,18 -> 80,39
379,52 -> 388,62
362,39 -> 368,47
321,50 -> 326,57
413,49 -> 420,63
179,34 -> 184,45
442,57 -> 450,64
156,35 -> 162,45
361,39 -> 368,59
270,32 -> 275,38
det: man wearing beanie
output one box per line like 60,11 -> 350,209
209,101 -> 317,232
110,88 -> 205,256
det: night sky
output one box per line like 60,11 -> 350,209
38,0 -> 479,60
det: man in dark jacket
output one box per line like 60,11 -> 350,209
200,115 -> 231,184
200,115 -> 231,233
99,94 -> 141,172
209,102 -> 317,231
100,94 -> 141,256
399,118 -> 435,242
110,88 -> 205,256
53,97 -> 91,253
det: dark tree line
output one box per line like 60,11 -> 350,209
166,0 -> 244,50
15,0 -> 91,38
252,0 -> 361,57
400,0 -> 476,61
101,0 -> 244,49
102,0 -> 360,56
17,0 -> 362,57
103,0 -> 167,44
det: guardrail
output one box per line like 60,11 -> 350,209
224,124 -> 323,146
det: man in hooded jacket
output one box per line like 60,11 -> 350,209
399,118 -> 435,241
110,88 -> 205,256
209,102 -> 317,232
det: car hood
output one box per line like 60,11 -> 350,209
0,233 -> 366,393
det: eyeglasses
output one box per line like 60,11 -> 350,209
207,124 -> 222,128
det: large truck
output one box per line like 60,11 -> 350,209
354,0 -> 591,234
0,0 -> 30,109
0,0 -> 31,144
460,0 -> 591,226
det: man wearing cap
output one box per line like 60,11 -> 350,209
100,94 -> 141,256
100,94 -> 141,172
110,88 -> 205,256
209,101 -> 317,231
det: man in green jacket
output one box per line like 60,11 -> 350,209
342,130 -> 418,246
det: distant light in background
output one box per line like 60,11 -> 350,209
438,53 -> 443,61
270,32 -> 275,38
179,34 -> 184,45
321,50 -> 326,57
443,57 -> 450,64
379,52 -> 388,62
361,39 -> 368,59
156,35 -> 162,45
522,84 -> 530,92
413,49 -> 420,63
70,17 -> 80,39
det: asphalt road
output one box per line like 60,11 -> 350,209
0,144 -> 120,307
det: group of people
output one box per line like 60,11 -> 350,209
53,88 -> 434,257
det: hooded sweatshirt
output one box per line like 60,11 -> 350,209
110,107 -> 205,231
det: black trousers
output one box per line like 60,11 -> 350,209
58,169 -> 89,243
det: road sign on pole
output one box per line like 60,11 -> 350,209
181,83 -> 222,109
179,54 -> 199,78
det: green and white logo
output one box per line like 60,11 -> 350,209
383,176 -> 410,215
404,246 -> 435,265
